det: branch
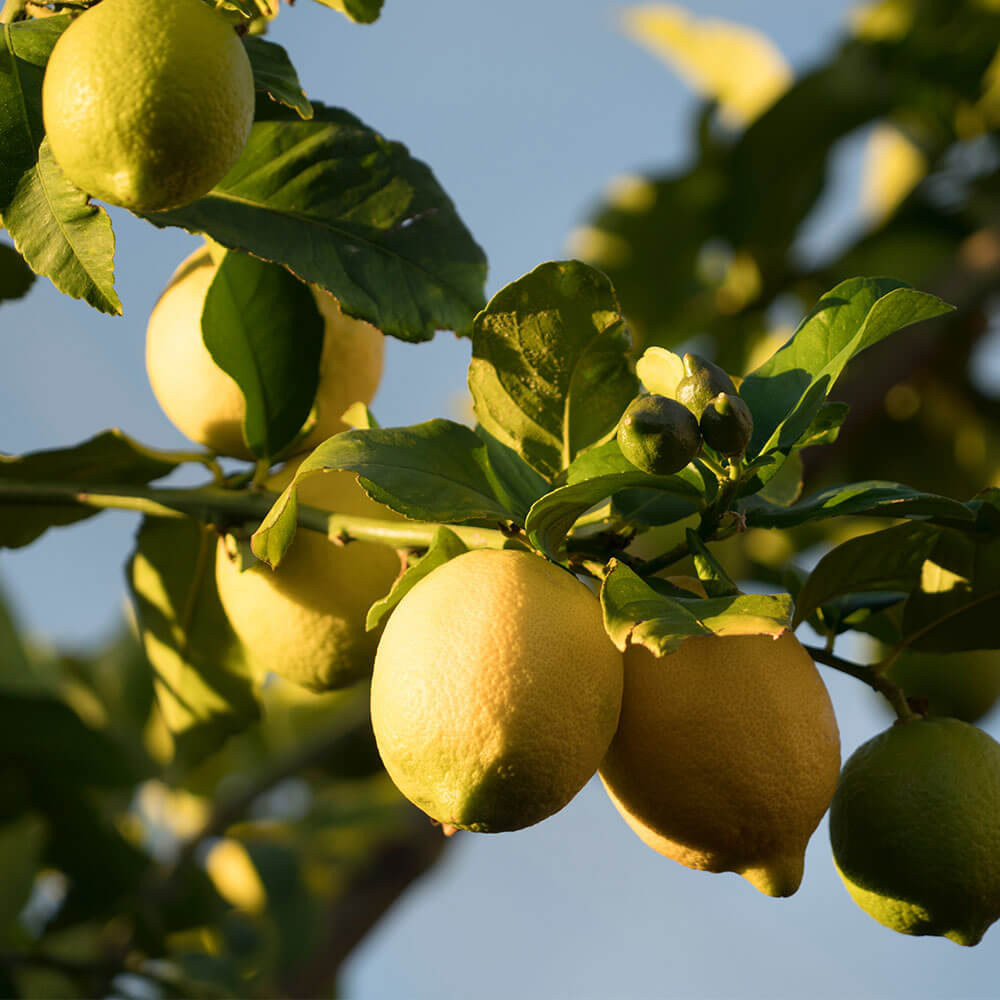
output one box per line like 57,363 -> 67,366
805,644 -> 917,721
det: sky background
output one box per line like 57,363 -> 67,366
4,0 -> 1000,996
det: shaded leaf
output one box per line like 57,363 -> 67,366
0,813 -> 45,928
744,480 -> 975,530
792,521 -> 941,627
601,559 -> 791,655
143,104 -> 486,341
366,526 -> 467,631
0,241 -> 33,303
0,430 -> 177,549
244,36 -> 312,120
687,529 -> 739,597
201,250 -> 325,459
127,517 -> 259,771
475,426 -> 550,524
252,421 -> 512,568
469,261 -> 638,480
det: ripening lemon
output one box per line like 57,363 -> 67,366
830,717 -> 1000,946
215,458 -> 402,692
42,0 -> 255,212
371,550 -> 624,832
599,578 -> 840,897
146,247 -> 385,460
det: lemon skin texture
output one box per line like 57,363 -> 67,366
42,0 -> 254,212
370,549 -> 624,833
146,248 -> 385,460
600,622 -> 840,897
215,459 -> 402,692
830,717 -> 1000,946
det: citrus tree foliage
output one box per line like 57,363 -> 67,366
2,0 -> 1000,996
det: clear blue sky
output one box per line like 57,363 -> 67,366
3,1 -> 998,996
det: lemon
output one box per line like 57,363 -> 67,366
146,248 -> 385,460
617,394 -> 702,475
882,647 -> 1000,723
600,581 -> 840,896
215,458 -> 402,692
42,0 -> 254,212
370,549 -> 624,833
830,717 -> 1000,946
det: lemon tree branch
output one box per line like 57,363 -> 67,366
805,644 -> 917,721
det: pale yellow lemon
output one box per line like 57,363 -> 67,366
215,459 -> 401,691
371,550 -> 624,832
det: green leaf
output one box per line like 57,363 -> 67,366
251,421 -> 512,568
312,0 -> 384,23
469,261 -> 638,480
0,16 -> 67,210
686,529 -> 739,598
244,36 -> 313,119
365,526 -> 467,631
797,400 -> 849,449
525,448 -> 705,558
792,521 -> 941,628
744,480 -> 975,530
813,591 -> 906,638
0,430 -> 177,549
902,529 -> 1000,653
475,426 -> 550,524
201,250 -> 325,459
127,517 -> 259,771
0,241 -> 33,303
0,581 -> 41,694
0,813 -> 45,929
3,140 -> 120,314
142,104 -> 486,341
753,451 -> 803,507
600,560 -> 792,655
740,278 -> 952,470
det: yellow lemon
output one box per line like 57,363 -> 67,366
146,248 -> 385,460
600,579 -> 840,896
830,717 -> 1000,946
42,0 -> 254,212
370,549 -> 624,832
215,458 -> 401,691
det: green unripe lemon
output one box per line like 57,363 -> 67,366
830,717 -> 1000,946
700,392 -> 754,457
371,550 -> 624,833
42,0 -> 254,212
675,353 -> 737,417
882,648 -> 1000,723
617,395 -> 702,475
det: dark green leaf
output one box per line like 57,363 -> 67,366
600,560 -> 792,655
0,430 -> 177,549
127,517 -> 259,771
3,139 -> 120,314
252,420 -> 511,568
814,591 -> 906,638
366,527 -> 467,632
244,36 -> 312,119
312,0 -> 384,23
797,401 -> 849,449
0,241 -> 33,303
142,105 -> 486,341
0,813 -> 45,929
902,529 -> 1000,653
792,521 -> 941,628
0,16 -> 67,210
744,480 -> 975,530
469,261 -> 637,480
740,278 -> 952,468
202,250 -> 324,459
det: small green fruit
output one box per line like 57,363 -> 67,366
700,392 -> 754,457
675,354 -> 737,417
617,395 -> 702,476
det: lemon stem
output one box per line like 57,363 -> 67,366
805,644 -> 917,721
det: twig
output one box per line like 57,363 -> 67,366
805,644 -> 917,721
